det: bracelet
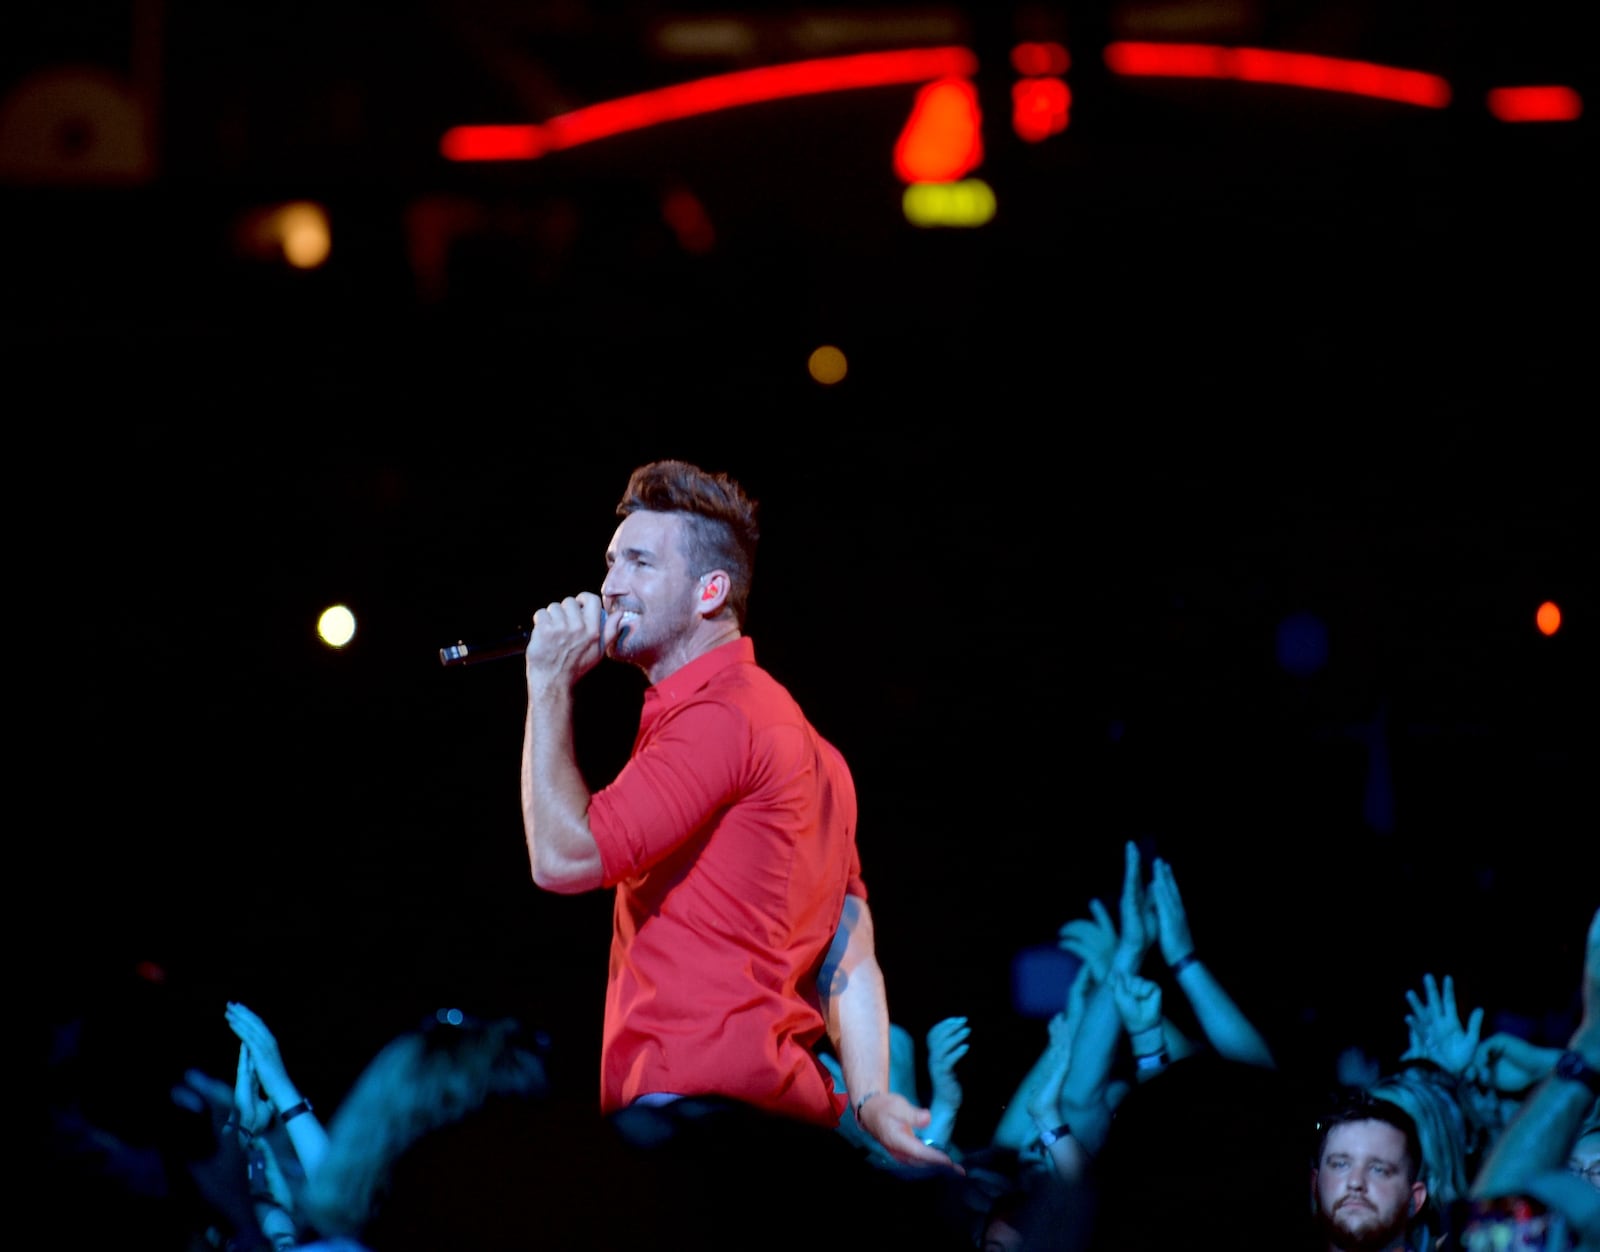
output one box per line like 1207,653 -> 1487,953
854,1090 -> 882,1121
278,1098 -> 314,1123
1169,952 -> 1199,977
1035,1122 -> 1073,1151
1135,1049 -> 1170,1072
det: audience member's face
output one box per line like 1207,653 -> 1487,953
1312,1120 -> 1425,1251
1459,1078 -> 1519,1139
982,1217 -> 1025,1252
1570,1130 -> 1600,1189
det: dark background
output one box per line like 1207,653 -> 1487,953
16,1 -> 1592,1142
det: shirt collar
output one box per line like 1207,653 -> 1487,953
646,636 -> 754,709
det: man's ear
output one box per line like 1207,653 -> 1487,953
697,571 -> 729,615
1408,1180 -> 1427,1216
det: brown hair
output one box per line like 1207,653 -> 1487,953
617,460 -> 760,627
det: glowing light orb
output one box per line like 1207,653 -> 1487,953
808,345 -> 848,385
318,604 -> 357,648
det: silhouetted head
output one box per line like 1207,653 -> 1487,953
300,1009 -> 549,1242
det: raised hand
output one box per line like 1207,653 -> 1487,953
1110,969 -> 1163,1039
1111,841 -> 1155,976
1401,973 -> 1484,1076
1059,898 -> 1119,984
224,1001 -> 309,1119
925,1016 -> 970,1110
1466,1032 -> 1561,1094
232,1044 -> 272,1138
1149,856 -> 1197,968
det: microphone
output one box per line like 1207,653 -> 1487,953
439,612 -> 616,667
438,629 -> 529,667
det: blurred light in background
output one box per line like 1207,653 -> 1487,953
440,47 -> 978,162
902,178 -> 996,227
893,76 -> 983,183
317,605 -> 357,649
1013,77 -> 1071,142
1276,609 -> 1330,677
660,186 -> 715,254
1486,86 -> 1583,122
1011,944 -> 1082,1019
807,344 -> 848,384
1103,42 -> 1452,108
1535,600 -> 1562,636
234,201 -> 332,269
1011,41 -> 1070,77
0,66 -> 155,185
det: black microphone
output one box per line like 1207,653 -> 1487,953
438,629 -> 529,667
439,612 -> 616,667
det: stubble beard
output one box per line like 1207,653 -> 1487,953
1316,1198 -> 1411,1252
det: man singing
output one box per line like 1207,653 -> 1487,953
520,458 -> 950,1169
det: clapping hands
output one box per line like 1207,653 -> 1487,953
225,1002 -> 295,1103
232,1039 -> 273,1138
1148,856 -> 1196,968
1058,842 -> 1159,980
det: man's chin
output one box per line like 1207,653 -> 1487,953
1320,1205 -> 1405,1251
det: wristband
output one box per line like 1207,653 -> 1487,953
1035,1122 -> 1073,1151
1553,1051 -> 1600,1098
1135,1049 -> 1170,1073
854,1090 -> 882,1121
278,1098 -> 314,1123
1169,952 -> 1199,977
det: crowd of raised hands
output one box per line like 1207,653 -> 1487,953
43,847 -> 1600,1252
814,844 -> 1599,1252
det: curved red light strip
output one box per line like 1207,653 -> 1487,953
442,46 -> 979,162
1104,41 -> 1451,108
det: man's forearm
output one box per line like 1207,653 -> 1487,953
521,688 -> 602,892
1472,1075 -> 1595,1197
821,895 -> 891,1104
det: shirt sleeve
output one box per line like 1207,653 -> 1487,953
587,696 -> 748,886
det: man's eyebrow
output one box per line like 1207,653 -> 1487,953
608,545 -> 654,564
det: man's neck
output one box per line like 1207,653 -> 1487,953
645,627 -> 743,686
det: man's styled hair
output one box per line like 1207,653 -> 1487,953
617,460 -> 760,627
1312,1087 -> 1425,1183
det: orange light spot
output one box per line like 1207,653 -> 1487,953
1536,601 -> 1562,636
1487,86 -> 1582,122
894,76 -> 984,183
